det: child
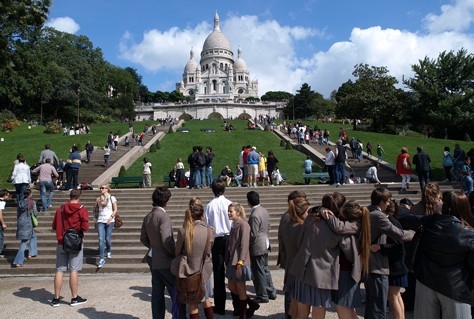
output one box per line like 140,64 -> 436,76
377,144 -> 385,162
0,189 -> 9,258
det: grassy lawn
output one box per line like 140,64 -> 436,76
0,122 -> 136,189
1,119 -> 474,189
125,119 -> 309,185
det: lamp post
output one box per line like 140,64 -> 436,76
76,87 -> 81,124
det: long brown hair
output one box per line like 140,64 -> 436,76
313,192 -> 347,228
422,183 -> 441,215
339,200 -> 371,276
183,197 -> 204,254
442,191 -> 473,227
289,197 -> 310,224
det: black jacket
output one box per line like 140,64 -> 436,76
415,214 -> 474,304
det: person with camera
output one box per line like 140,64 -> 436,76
51,189 -> 89,307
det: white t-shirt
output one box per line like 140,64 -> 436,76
143,162 -> 152,174
97,195 -> 117,223
0,200 -> 5,210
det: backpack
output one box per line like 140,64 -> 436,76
195,152 -> 206,167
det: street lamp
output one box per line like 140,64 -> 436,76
76,87 -> 81,124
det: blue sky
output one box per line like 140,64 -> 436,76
47,0 -> 474,98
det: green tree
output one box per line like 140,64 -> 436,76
404,49 -> 474,139
261,91 -> 293,101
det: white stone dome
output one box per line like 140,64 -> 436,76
234,47 -> 248,72
202,12 -> 232,52
184,48 -> 198,73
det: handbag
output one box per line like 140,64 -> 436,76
61,205 -> 84,252
31,212 -> 38,228
114,213 -> 123,229
175,228 -> 211,304
402,157 -> 410,169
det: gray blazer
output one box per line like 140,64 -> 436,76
289,215 -> 342,290
225,219 -> 251,266
278,214 -> 304,272
172,221 -> 215,280
369,208 -> 414,275
140,206 -> 176,270
248,205 -> 270,256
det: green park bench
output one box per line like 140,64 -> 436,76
176,127 -> 190,132
200,128 -> 215,133
302,172 -> 330,184
110,176 -> 142,188
163,175 -> 173,187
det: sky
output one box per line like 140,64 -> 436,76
46,0 -> 474,98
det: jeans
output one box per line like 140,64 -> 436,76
39,180 -> 55,211
417,171 -> 430,191
13,231 -> 37,265
97,222 -> 114,259
66,168 -> 79,190
250,254 -> 276,300
205,166 -> 213,186
193,167 -> 205,188
14,183 -> 28,204
335,162 -> 345,184
0,227 -> 4,254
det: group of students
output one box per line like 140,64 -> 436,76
278,183 -> 474,319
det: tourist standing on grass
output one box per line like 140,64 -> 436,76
396,147 -> 412,192
11,154 -> 30,203
377,144 -> 385,162
172,198 -> 215,319
143,157 -> 153,188
0,189 -> 9,258
13,189 -> 38,268
32,158 -> 58,212
204,180 -> 237,315
226,202 -> 261,319
205,146 -> 214,187
94,184 -> 117,269
51,189 -> 89,307
140,186 -> 186,319
247,191 -> 277,303
412,146 -> 431,191
258,151 -> 269,186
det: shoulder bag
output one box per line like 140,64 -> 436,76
114,213 -> 123,228
175,228 -> 211,304
61,205 -> 84,252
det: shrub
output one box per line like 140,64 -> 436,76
0,110 -> 21,132
280,139 -> 286,147
168,126 -> 174,133
264,125 -> 269,131
44,120 -> 62,134
155,140 -> 161,149
285,140 -> 293,150
118,166 -> 127,177
464,133 -> 472,142
149,144 -> 157,152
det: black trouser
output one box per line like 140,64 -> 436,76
212,236 -> 229,313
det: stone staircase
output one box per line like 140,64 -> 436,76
0,183 -> 458,276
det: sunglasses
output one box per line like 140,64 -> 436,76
100,187 -> 107,189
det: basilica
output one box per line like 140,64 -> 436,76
176,12 -> 259,101
136,12 -> 283,121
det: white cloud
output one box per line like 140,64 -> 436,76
46,17 -> 80,34
119,0 -> 474,98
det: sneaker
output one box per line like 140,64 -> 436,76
51,298 -> 60,307
70,295 -> 87,307
98,258 -> 106,268
107,252 -> 112,259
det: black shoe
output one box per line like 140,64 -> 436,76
233,309 -> 239,316
70,295 -> 87,307
253,297 -> 269,303
246,298 -> 260,318
50,298 -> 60,307
269,294 -> 277,300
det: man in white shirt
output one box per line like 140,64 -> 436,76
204,179 -> 236,315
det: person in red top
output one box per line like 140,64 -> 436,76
51,189 -> 89,307
396,147 -> 413,192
